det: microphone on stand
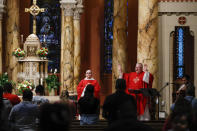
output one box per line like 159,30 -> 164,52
159,82 -> 170,92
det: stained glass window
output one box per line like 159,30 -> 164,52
33,0 -> 61,73
104,0 -> 113,73
175,27 -> 184,78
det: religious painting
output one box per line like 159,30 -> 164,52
27,46 -> 37,56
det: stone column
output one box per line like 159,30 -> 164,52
137,0 -> 158,89
112,0 -> 128,92
60,0 -> 76,93
6,0 -> 20,82
0,0 -> 5,75
73,0 -> 83,94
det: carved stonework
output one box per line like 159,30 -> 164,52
74,4 -> 83,20
18,34 -> 48,87
0,0 -> 5,20
60,0 -> 77,16
74,0 -> 83,20
0,0 -> 5,75
23,34 -> 41,60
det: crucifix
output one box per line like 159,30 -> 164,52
25,0 -> 45,34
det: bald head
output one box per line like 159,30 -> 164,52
135,63 -> 143,74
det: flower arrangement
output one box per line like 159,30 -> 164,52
36,47 -> 48,57
12,48 -> 25,58
16,80 -> 34,95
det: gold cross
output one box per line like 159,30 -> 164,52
133,77 -> 139,84
25,0 -> 45,34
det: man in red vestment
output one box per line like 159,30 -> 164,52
77,70 -> 101,100
118,63 -> 153,121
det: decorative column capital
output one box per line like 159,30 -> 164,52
0,0 -> 6,20
74,3 -> 83,20
60,0 -> 77,16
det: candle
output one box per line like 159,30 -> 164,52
43,35 -> 46,42
40,78 -> 43,85
21,35 -> 23,44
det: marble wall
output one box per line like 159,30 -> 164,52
5,0 -> 20,82
112,0 -> 128,92
138,0 -> 159,90
61,16 -> 74,92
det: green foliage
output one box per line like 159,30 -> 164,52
0,73 -> 9,87
0,73 -> 15,87
45,74 -> 60,92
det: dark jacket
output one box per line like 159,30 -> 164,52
78,96 -> 100,114
102,90 -> 137,124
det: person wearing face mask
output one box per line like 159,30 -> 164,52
76,70 -> 101,101
118,63 -> 154,121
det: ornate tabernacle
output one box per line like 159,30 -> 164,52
17,34 -> 48,87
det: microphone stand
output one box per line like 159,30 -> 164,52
157,83 -> 169,120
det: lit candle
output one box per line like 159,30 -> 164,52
43,35 -> 46,42
54,68 -> 57,74
40,78 -> 43,85
21,35 -> 23,44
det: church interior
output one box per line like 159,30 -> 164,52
1,0 -> 197,125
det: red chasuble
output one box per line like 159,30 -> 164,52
77,79 -> 101,100
123,71 -> 153,115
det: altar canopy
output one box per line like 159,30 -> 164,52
17,34 -> 48,87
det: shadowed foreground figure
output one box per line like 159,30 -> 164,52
78,84 -> 100,125
102,79 -> 137,124
103,79 -> 153,131
0,86 -> 17,131
58,90 -> 76,120
39,103 -> 72,131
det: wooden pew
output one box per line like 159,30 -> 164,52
70,120 -> 164,131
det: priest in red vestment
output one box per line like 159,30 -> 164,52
77,70 -> 101,100
118,63 -> 153,121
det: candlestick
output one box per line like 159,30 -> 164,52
21,35 -> 23,44
43,34 -> 46,43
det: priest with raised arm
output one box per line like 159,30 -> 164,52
77,70 -> 101,101
118,63 -> 154,121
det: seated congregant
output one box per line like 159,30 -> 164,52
58,90 -> 76,120
102,79 -> 137,124
163,97 -> 193,131
103,79 -> 153,131
78,84 -> 100,125
3,82 -> 21,106
9,89 -> 38,131
0,86 -> 14,131
32,85 -> 49,106
39,103 -> 72,131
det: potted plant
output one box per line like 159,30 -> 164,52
45,73 -> 60,95
12,48 -> 26,59
36,47 -> 48,59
